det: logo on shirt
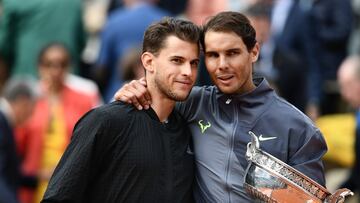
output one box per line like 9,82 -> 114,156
198,120 -> 211,134
258,135 -> 277,141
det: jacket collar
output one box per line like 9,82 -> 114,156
215,78 -> 276,127
216,78 -> 275,104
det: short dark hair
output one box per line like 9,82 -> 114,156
201,11 -> 257,51
37,42 -> 71,65
142,17 -> 201,56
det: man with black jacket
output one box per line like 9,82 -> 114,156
41,17 -> 200,203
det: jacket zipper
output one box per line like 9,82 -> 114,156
224,100 -> 238,202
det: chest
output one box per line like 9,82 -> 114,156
100,118 -> 194,176
189,103 -> 289,168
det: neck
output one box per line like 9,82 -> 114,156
147,81 -> 176,123
41,81 -> 63,95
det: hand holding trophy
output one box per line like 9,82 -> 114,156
244,131 -> 354,203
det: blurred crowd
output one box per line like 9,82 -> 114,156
0,0 -> 360,202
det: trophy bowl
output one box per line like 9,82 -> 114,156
244,131 -> 353,203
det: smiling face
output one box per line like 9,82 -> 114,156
204,31 -> 259,94
143,35 -> 199,101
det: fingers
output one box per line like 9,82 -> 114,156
113,79 -> 151,110
138,77 -> 151,106
130,80 -> 151,109
114,83 -> 133,102
125,83 -> 147,110
139,77 -> 147,85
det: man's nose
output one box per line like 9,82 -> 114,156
181,63 -> 193,76
218,55 -> 228,69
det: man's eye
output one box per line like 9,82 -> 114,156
172,58 -> 182,64
228,51 -> 239,56
206,53 -> 218,58
191,61 -> 199,68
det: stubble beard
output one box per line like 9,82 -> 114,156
154,75 -> 189,102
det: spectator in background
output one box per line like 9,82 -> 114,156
179,0 -> 226,25
64,73 -> 103,107
120,46 -> 145,82
15,43 -> 99,203
0,0 -> 86,78
245,1 -> 275,85
337,55 -> 360,194
107,0 -> 187,16
271,0 -> 316,113
94,0 -> 168,102
307,0 -> 353,118
0,78 -> 36,203
107,0 -> 123,15
233,0 -> 274,13
82,0 -> 108,79
245,2 -> 272,47
157,0 -> 188,16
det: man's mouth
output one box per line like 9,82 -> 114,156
176,80 -> 193,87
217,74 -> 234,82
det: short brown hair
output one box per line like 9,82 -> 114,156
142,17 -> 201,56
201,11 -> 257,51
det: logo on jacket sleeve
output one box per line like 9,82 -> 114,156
198,120 -> 211,133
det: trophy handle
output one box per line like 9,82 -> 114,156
325,188 -> 354,203
248,131 -> 260,148
246,131 -> 260,160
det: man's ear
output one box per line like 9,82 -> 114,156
250,42 -> 260,63
141,52 -> 155,73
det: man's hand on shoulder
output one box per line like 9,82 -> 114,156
114,77 -> 151,110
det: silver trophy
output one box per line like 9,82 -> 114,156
244,131 -> 354,203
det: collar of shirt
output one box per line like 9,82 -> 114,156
144,106 -> 177,126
